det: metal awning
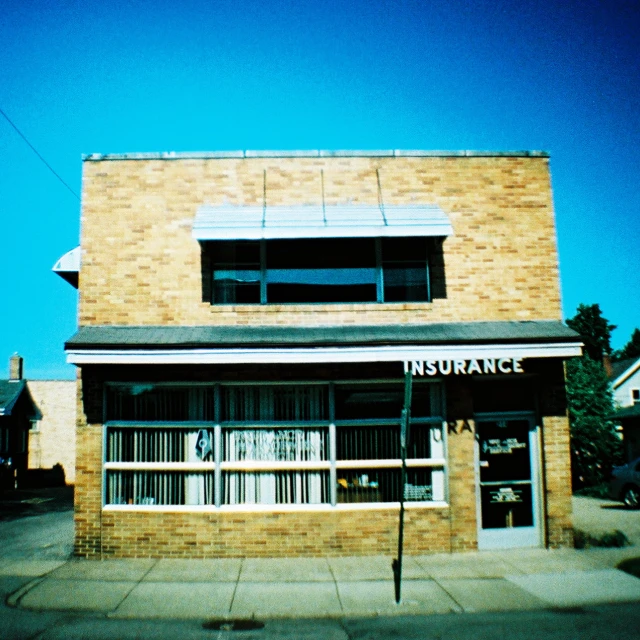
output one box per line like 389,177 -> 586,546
53,246 -> 80,288
192,204 -> 453,241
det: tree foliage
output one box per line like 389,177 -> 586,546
565,304 -> 622,490
612,328 -> 640,362
565,355 -> 621,489
566,303 -> 616,361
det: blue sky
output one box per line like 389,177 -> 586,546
1,0 -> 638,379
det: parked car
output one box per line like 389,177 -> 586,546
609,457 -> 640,509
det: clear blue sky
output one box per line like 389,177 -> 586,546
1,0 -> 638,379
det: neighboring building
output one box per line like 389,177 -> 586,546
28,380 -> 76,484
55,150 -> 582,559
610,357 -> 640,461
0,355 -> 40,490
0,355 -> 76,488
610,357 -> 640,409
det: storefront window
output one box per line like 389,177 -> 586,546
104,381 -> 446,509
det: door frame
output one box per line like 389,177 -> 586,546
474,411 -> 544,550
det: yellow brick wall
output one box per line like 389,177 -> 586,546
78,155 -> 562,326
72,153 -> 573,558
542,415 -> 574,547
28,380 -> 76,483
95,509 -> 453,558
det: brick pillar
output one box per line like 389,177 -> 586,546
542,414 -> 574,547
74,369 -> 104,558
446,377 -> 478,552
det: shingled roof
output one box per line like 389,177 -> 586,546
66,321 -> 581,350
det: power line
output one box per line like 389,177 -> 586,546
0,106 -> 80,201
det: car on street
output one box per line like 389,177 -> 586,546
609,456 -> 640,509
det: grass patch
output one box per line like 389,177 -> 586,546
574,529 -> 629,549
617,557 -> 640,579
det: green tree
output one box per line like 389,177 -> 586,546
566,303 -> 616,361
565,304 -> 622,490
612,328 -> 640,362
565,355 -> 621,490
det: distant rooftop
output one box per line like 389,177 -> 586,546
83,150 -> 550,161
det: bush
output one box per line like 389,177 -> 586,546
573,483 -> 610,499
574,529 -> 629,549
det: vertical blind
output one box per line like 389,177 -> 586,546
104,382 -> 445,508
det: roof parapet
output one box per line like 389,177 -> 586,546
82,150 -> 550,162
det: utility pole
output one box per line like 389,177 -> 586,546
392,368 -> 412,604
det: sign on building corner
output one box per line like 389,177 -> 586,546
404,358 -> 525,376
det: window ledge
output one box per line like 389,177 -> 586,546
207,302 -> 437,313
102,501 -> 449,513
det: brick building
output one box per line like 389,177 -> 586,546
27,380 -> 76,484
56,150 -> 581,558
0,355 -> 76,488
0,355 -> 40,490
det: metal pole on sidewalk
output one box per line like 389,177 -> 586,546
393,368 -> 412,604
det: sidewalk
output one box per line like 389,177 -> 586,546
3,548 -> 640,620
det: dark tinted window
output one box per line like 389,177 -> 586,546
207,237 -> 437,304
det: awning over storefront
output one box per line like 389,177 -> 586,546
192,204 -> 454,240
65,321 -> 582,365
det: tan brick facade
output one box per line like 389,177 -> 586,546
70,151 -> 575,558
28,380 -> 76,483
79,155 -> 560,327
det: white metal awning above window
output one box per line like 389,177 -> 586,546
52,246 -> 81,288
192,204 -> 453,240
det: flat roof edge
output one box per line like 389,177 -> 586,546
82,150 -> 550,162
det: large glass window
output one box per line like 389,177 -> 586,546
104,381 -> 446,509
382,238 -> 430,302
211,241 -> 261,304
209,237 -> 436,304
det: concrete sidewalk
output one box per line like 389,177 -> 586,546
3,548 -> 640,620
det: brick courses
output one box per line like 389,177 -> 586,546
79,155 -> 561,326
72,152 -> 573,558
27,380 -> 76,483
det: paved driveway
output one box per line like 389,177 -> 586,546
572,496 -> 640,545
0,510 -> 73,560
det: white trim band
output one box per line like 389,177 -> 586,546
102,501 -> 450,514
67,342 -> 582,365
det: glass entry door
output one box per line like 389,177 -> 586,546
475,415 -> 542,549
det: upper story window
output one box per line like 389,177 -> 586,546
206,237 -> 444,305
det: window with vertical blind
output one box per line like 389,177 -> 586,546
207,237 -> 441,305
104,381 -> 446,509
